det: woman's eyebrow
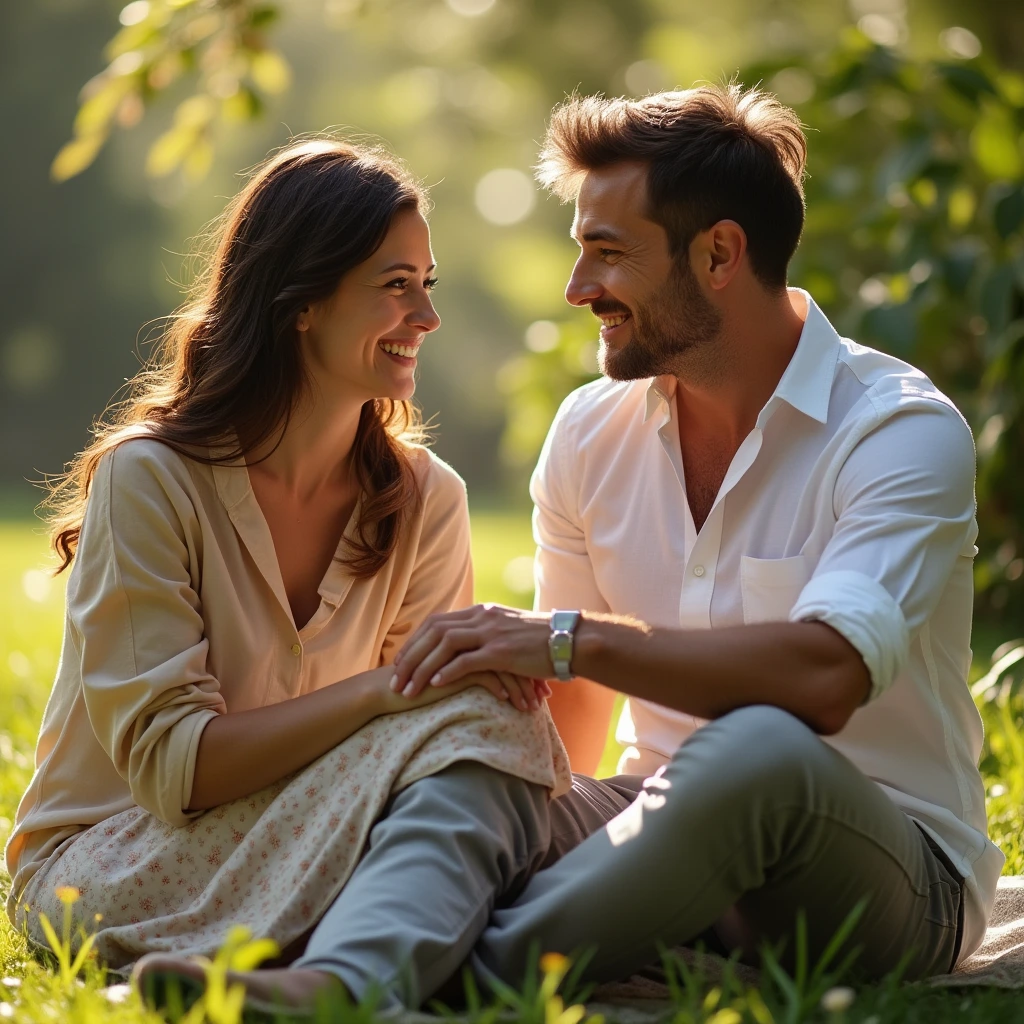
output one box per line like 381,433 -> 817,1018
378,262 -> 436,274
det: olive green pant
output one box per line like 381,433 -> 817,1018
295,706 -> 962,1008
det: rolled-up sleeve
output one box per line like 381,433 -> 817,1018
530,400 -> 610,615
789,397 -> 977,701
72,443 -> 226,825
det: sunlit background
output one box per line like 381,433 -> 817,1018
2,0 -> 1024,619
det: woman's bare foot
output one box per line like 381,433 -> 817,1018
133,953 -> 346,1015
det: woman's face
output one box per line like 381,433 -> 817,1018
298,207 -> 440,405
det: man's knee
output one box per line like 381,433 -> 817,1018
662,705 -> 832,801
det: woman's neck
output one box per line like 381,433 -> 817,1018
247,392 -> 364,501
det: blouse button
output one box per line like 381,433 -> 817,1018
290,643 -> 302,656
692,565 -> 706,578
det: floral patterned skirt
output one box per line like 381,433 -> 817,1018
13,690 -> 570,969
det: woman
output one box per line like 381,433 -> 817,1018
4,140 -> 570,1013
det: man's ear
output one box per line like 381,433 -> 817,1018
696,220 -> 747,291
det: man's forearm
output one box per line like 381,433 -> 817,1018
572,615 -> 870,735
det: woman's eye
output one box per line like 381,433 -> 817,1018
385,277 -> 409,290
424,277 -> 439,291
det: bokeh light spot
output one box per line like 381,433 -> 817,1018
475,169 -> 536,226
940,26 -> 981,59
524,320 -> 560,353
22,571 -> 51,605
446,0 -> 496,16
502,555 -> 535,595
119,1 -> 149,27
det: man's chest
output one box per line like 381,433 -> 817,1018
576,429 -> 837,628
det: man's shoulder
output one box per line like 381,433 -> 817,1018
553,376 -> 648,435
835,337 -> 965,423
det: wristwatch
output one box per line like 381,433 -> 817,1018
548,610 -> 581,681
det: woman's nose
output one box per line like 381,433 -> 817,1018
411,295 -> 441,333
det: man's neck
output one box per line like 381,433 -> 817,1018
674,287 -> 807,446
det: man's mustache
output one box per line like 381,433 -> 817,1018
589,300 -> 632,317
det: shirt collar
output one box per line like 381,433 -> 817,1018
642,289 -> 839,427
644,374 -> 677,423
763,289 -> 839,427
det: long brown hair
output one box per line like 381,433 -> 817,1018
47,139 -> 428,578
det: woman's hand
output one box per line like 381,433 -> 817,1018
390,604 -> 556,701
374,663 -> 550,715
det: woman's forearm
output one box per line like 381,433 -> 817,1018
186,667 -> 386,811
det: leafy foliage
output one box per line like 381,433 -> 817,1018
48,9 -> 1024,612
52,0 -> 289,183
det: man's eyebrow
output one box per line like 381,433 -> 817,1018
573,227 -> 625,244
378,262 -> 437,273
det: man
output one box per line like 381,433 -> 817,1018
393,84 -> 1000,987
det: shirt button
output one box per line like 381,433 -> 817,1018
693,565 -> 706,578
290,643 -> 302,656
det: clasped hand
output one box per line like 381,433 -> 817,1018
390,604 -> 555,712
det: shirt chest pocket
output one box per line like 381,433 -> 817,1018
740,555 -> 811,625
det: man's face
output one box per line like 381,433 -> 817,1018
567,162 -> 722,380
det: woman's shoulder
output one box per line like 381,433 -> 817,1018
406,445 -> 468,518
94,432 -> 207,508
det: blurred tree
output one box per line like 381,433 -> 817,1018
36,0 -> 1024,617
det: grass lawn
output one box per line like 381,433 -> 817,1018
0,512 -> 1023,1022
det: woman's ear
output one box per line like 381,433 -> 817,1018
295,306 -> 312,333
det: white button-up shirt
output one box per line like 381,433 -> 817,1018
530,289 -> 1001,959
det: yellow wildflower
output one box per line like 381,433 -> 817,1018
54,886 -> 80,906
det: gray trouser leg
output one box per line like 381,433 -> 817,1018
471,706 -> 962,989
293,761 -> 551,1009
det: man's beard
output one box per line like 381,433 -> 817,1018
598,261 -> 723,381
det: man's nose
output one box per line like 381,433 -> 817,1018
565,257 -> 602,307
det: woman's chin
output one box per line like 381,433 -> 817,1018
378,377 -> 417,403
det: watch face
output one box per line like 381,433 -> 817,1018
549,633 -> 572,663
551,610 -> 580,632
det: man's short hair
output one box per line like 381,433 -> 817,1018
537,84 -> 807,290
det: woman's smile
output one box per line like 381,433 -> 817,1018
378,338 -> 422,366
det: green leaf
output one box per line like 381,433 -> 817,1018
50,133 -> 107,181
936,61 -> 999,105
146,125 -> 195,176
73,77 -> 131,137
994,186 -> 1024,239
980,263 -> 1015,338
222,86 -> 262,121
174,93 -> 215,128
249,49 -> 292,94
971,106 -> 1024,179
248,5 -> 281,29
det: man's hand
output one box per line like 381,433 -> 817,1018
390,604 -> 556,707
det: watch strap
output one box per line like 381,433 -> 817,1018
548,609 -> 581,681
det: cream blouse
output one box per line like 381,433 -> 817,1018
5,436 -> 475,897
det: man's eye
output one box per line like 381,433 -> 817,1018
598,248 -> 621,259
